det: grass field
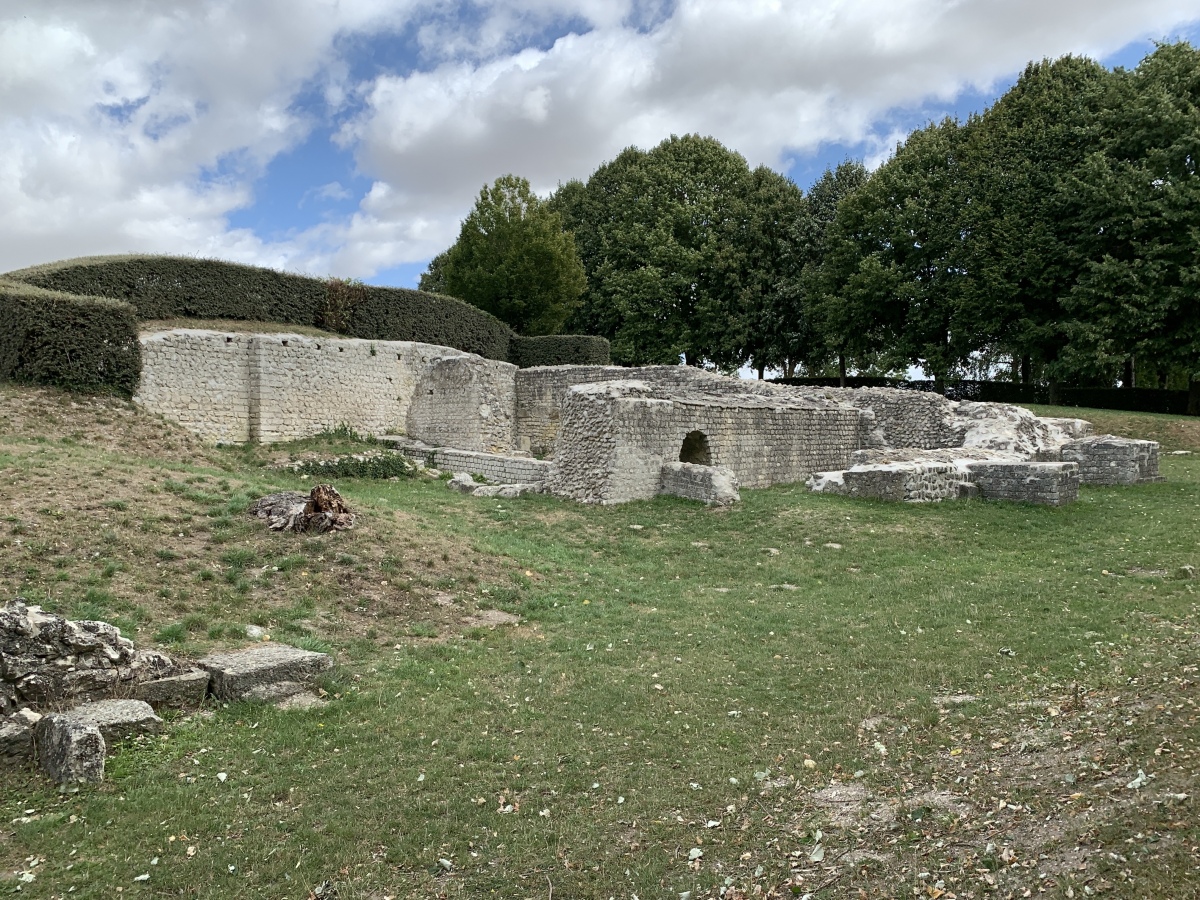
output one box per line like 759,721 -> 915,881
1,386 -> 1197,899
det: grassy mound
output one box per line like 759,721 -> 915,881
1,389 -> 1197,897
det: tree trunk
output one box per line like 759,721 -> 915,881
756,361 -> 765,380
1020,355 -> 1031,385
1048,378 -> 1061,406
1123,356 -> 1135,389
785,357 -> 796,379
1189,376 -> 1200,417
838,353 -> 847,388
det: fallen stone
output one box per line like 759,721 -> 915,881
1,719 -> 34,765
1178,565 -> 1197,581
35,716 -> 105,783
57,699 -> 163,744
472,482 -> 543,499
132,670 -> 210,709
274,692 -> 328,711
241,681 -> 307,703
199,645 -> 333,701
447,472 -> 480,493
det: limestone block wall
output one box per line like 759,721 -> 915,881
808,462 -> 967,502
136,330 -> 252,443
515,365 -> 723,456
808,387 -> 965,449
963,461 -> 1079,506
1061,435 -> 1163,485
250,334 -> 440,443
393,445 -> 553,484
547,381 -> 862,504
135,329 -> 494,444
406,355 -> 517,453
659,462 -> 740,505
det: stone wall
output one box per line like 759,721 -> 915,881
809,462 -> 968,502
659,462 -> 740,505
546,381 -> 862,503
135,329 -> 510,445
963,462 -> 1079,506
1061,435 -> 1163,485
393,442 -> 553,484
137,330 -> 254,443
406,355 -> 517,452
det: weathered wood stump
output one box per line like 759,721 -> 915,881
250,484 -> 355,533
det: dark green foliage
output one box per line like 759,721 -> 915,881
7,254 -> 329,323
961,55 -> 1114,385
508,334 -> 611,367
433,175 -> 587,336
551,135 -> 761,366
0,280 -> 141,395
5,255 -> 517,361
1063,43 -> 1200,406
344,285 -> 514,360
289,452 -> 418,480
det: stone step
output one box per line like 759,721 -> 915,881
199,645 -> 333,701
54,699 -> 163,744
133,670 -> 210,709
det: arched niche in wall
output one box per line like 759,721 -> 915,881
679,430 -> 712,466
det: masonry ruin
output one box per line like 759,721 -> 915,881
134,329 -> 1165,506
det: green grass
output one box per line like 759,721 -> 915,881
2,398 -> 1198,898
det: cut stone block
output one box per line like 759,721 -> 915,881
808,462 -> 967,503
35,716 -> 105,783
133,670 -> 211,709
57,699 -> 163,744
1,720 -> 34,765
1061,435 -> 1164,485
964,461 -> 1079,506
659,462 -> 740,506
199,645 -> 333,701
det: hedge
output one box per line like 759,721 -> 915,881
346,285 -> 513,361
0,280 -> 141,395
509,334 -> 611,367
4,255 -> 607,368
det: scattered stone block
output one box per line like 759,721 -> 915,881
56,700 -> 163,744
35,716 -> 106,784
1,719 -> 34,765
133,670 -> 211,709
659,462 -> 740,505
447,472 -> 480,493
199,645 -> 333,701
1178,565 -> 1197,581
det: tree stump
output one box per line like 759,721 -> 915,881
250,485 -> 355,533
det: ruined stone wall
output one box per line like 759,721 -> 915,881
515,365 -> 725,456
136,330 -> 253,443
547,382 -> 862,503
250,334 -> 454,443
804,387 -> 965,449
406,355 -> 517,453
1061,435 -> 1163,485
134,329 -> 505,444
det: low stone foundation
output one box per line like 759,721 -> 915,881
1061,435 -> 1164,485
659,461 -> 740,505
808,462 -> 967,502
963,461 -> 1079,506
392,440 -> 554,485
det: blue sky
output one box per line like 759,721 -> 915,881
3,2 -> 1199,285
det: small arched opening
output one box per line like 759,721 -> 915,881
679,430 -> 712,466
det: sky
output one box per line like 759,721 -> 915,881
3,1 -> 1200,290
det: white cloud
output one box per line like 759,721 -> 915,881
1,0 -> 1198,279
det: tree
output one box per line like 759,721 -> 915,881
550,135 -> 758,366
424,175 -> 585,336
720,166 -> 808,377
812,119 -> 973,383
1063,42 -> 1200,412
960,55 -> 1114,393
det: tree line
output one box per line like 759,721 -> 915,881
422,42 -> 1200,406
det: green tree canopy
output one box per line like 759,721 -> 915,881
422,175 -> 585,336
551,134 -> 759,366
1063,42 -> 1200,409
960,54 -> 1114,386
813,119 -> 972,382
